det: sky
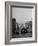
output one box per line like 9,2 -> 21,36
12,7 -> 32,24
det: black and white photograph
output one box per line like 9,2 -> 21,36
5,2 -> 37,44
11,7 -> 32,38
